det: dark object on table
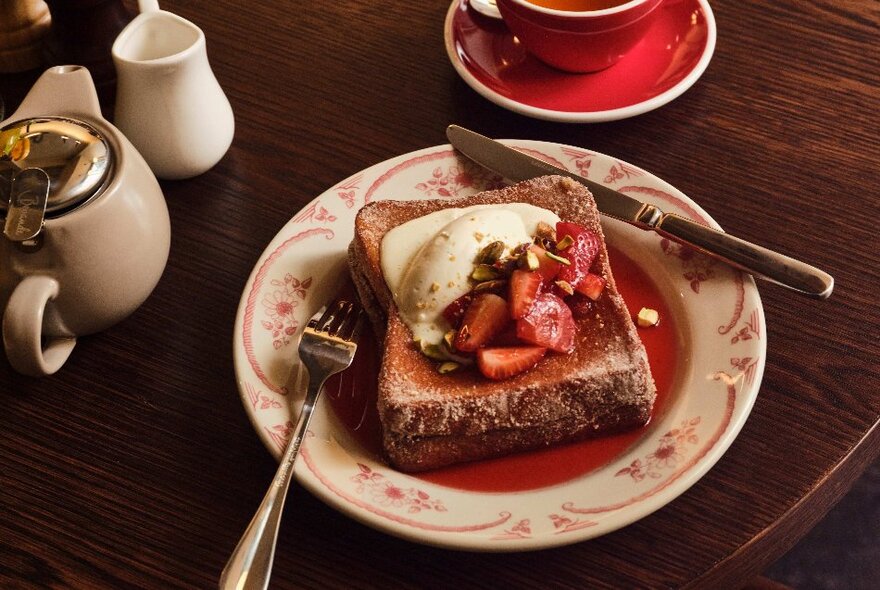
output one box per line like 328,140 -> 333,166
0,0 -> 51,73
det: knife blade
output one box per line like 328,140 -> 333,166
446,125 -> 833,299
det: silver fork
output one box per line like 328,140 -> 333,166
220,299 -> 364,590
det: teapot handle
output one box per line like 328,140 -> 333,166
8,65 -> 102,122
3,276 -> 76,376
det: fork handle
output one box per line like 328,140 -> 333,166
219,375 -> 326,590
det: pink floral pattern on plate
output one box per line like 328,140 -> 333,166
561,146 -> 594,178
550,514 -> 598,534
298,441 -> 514,533
292,201 -> 337,223
660,237 -> 718,294
233,140 -> 766,551
603,160 -> 643,184
261,275 -> 311,349
615,417 -> 702,482
244,382 -> 282,411
350,464 -> 447,514
240,227 -> 332,395
335,174 -> 362,209
416,159 -> 506,197
492,519 -> 532,541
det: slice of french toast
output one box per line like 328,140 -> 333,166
348,175 -> 656,472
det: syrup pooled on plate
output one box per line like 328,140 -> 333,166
325,244 -> 678,492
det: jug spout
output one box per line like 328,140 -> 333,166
9,66 -> 103,122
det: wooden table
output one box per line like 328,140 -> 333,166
2,1 -> 878,587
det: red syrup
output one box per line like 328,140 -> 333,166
325,245 -> 678,493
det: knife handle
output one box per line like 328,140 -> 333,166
655,214 -> 834,299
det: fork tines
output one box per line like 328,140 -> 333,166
308,299 -> 363,340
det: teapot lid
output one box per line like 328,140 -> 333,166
0,117 -> 113,216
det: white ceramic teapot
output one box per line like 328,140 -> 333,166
0,65 -> 171,376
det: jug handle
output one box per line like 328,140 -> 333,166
138,0 -> 161,12
3,276 -> 76,377
8,65 -> 102,122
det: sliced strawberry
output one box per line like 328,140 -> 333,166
454,293 -> 510,352
477,346 -> 547,380
555,222 -> 601,291
567,292 -> 595,319
488,323 -> 523,347
516,292 -> 576,353
528,244 -> 562,283
575,272 -> 606,300
442,291 -> 474,327
509,269 -> 542,319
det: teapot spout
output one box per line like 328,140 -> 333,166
9,66 -> 103,122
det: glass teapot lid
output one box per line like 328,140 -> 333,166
0,117 -> 113,216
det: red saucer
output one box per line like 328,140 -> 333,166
444,0 -> 715,122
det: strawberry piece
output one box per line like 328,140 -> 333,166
555,222 -> 601,291
576,272 -> 606,300
477,346 -> 547,380
528,244 -> 562,283
516,292 -> 576,353
454,293 -> 510,352
442,291 -> 474,327
488,323 -> 522,347
509,269 -> 542,319
567,292 -> 595,319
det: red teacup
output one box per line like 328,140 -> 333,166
495,0 -> 665,73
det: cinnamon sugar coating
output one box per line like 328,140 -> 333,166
348,176 -> 656,472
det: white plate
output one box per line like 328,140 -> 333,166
232,141 -> 766,551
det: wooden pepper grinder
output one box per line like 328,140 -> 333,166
0,0 -> 52,73
42,0 -> 136,113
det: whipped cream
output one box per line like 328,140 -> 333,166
380,204 -> 560,346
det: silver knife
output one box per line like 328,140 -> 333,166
447,125 -> 833,299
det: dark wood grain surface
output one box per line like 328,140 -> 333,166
2,1 -> 878,588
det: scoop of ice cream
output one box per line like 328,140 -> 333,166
381,204 -> 559,345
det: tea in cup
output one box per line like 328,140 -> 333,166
495,0 -> 664,73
